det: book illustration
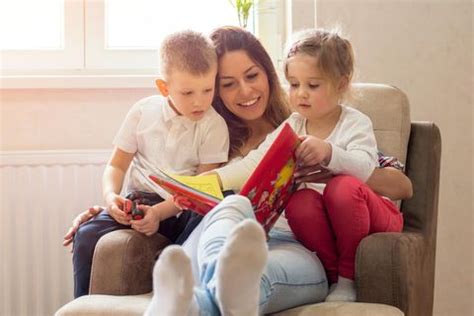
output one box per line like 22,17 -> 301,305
170,174 -> 224,199
148,123 -> 300,232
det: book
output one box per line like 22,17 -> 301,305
149,123 -> 300,232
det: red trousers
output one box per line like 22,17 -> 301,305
285,175 -> 403,283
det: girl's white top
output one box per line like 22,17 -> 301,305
216,105 -> 379,194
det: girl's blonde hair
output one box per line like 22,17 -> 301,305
284,28 -> 355,98
210,26 -> 291,158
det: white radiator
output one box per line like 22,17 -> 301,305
0,150 -> 110,316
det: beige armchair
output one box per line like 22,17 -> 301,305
56,83 -> 441,316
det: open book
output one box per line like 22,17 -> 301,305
149,123 -> 300,232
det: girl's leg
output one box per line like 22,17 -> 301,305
259,229 -> 328,314
285,189 -> 339,284
323,175 -> 403,301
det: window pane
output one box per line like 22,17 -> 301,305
106,0 -> 242,49
0,0 -> 63,50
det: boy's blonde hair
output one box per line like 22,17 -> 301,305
284,28 -> 355,98
159,30 -> 217,79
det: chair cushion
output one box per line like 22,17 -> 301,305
55,293 -> 152,316
274,302 -> 404,316
348,83 -> 411,165
55,295 -> 403,316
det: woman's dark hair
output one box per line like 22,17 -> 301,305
210,26 -> 290,158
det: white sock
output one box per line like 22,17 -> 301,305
325,276 -> 356,302
215,219 -> 268,316
144,245 -> 194,316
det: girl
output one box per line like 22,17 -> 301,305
283,28 -> 405,302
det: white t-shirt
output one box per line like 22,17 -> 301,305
216,105 -> 378,193
113,95 -> 229,197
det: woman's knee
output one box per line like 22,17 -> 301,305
207,194 -> 254,220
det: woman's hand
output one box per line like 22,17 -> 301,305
296,135 -> 332,167
366,167 -> 413,200
63,205 -> 103,250
130,204 -> 161,236
295,164 -> 333,184
105,192 -> 132,225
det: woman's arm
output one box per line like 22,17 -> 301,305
366,167 -> 413,200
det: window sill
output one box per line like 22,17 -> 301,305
0,74 -> 158,89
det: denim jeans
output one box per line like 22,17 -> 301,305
182,195 -> 328,315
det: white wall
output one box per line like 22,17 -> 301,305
314,1 -> 473,315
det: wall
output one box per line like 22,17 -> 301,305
0,88 -> 154,150
314,1 -> 473,315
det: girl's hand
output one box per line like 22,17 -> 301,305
63,205 -> 103,251
295,164 -> 333,184
130,204 -> 161,236
105,192 -> 132,225
295,135 -> 332,167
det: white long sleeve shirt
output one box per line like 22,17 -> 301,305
216,105 -> 378,194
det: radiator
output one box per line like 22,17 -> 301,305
0,150 -> 110,316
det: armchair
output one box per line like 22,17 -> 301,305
56,83 -> 441,316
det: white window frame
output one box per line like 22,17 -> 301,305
0,0 -> 84,73
0,0 -> 316,89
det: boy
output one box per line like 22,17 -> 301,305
69,30 -> 229,298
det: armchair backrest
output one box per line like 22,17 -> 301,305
347,83 -> 411,165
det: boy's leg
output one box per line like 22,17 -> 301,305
72,207 -> 182,298
285,188 -> 339,284
72,210 -> 129,298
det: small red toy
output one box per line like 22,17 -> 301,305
124,199 -> 144,220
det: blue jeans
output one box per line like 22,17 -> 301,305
183,195 -> 328,315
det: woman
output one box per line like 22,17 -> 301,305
145,26 -> 412,315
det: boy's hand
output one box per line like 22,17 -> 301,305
130,204 -> 161,236
105,192 -> 132,225
173,194 -> 193,210
295,135 -> 332,167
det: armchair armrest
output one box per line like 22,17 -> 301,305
89,229 -> 170,295
355,232 -> 427,315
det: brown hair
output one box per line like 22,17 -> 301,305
210,26 -> 290,158
284,28 -> 354,98
160,30 -> 217,79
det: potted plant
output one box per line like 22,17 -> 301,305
228,0 -> 257,29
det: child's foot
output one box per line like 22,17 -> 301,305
144,245 -> 194,316
216,219 -> 268,316
325,276 -> 356,302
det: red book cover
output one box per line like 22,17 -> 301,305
148,123 -> 300,232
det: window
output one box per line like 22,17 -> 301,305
0,0 -> 294,87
